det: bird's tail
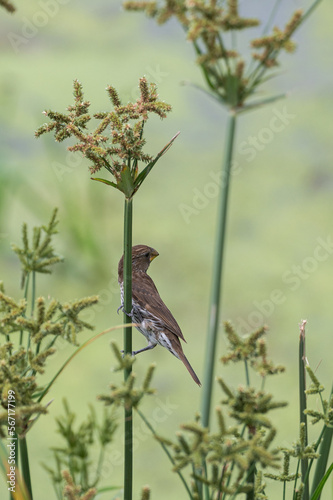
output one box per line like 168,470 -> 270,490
168,335 -> 201,386
179,352 -> 201,387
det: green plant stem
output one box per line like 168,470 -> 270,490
245,462 -> 255,500
201,111 -> 237,430
19,273 -> 30,346
221,421 -> 247,498
303,423 -> 325,489
123,196 -> 133,500
244,360 -> 250,387
93,446 -> 105,487
229,460 -> 256,500
301,0 -> 323,26
19,437 -> 33,500
248,0 -> 322,94
31,271 -> 36,316
299,321 -> 309,500
293,459 -> 301,500
217,464 -> 227,500
20,267 -> 34,499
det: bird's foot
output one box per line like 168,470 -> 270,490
120,349 -> 136,358
120,344 -> 156,358
117,305 -> 133,317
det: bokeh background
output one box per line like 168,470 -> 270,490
0,0 -> 332,498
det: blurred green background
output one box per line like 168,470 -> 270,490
1,0 -> 332,498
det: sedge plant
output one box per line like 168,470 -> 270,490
35,77 -> 178,500
42,398 -> 118,499
44,339 -> 156,500
123,0 -> 323,433
0,209 -> 99,500
135,322 -> 332,500
40,335 -> 157,499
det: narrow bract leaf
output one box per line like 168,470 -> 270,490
134,131 -> 180,193
91,177 -> 118,189
235,93 -> 286,114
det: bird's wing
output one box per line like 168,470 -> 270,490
132,273 -> 186,342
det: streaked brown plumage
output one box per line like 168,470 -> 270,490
118,244 -> 201,386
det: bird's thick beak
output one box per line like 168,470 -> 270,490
150,250 -> 159,261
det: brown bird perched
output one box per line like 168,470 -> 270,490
118,244 -> 201,386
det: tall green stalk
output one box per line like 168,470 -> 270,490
299,321 -> 309,500
123,197 -> 133,500
201,111 -> 237,429
19,263 -> 37,499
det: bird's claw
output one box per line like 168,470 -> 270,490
127,308 -> 134,318
117,306 -> 134,318
120,349 -> 135,358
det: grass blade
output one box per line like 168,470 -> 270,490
311,382 -> 333,499
310,461 -> 333,500
134,132 -> 180,192
37,324 -> 136,403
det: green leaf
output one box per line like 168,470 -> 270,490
311,419 -> 333,496
91,177 -> 118,189
310,461 -> 333,500
235,93 -> 286,114
134,131 -> 180,193
96,485 -> 121,493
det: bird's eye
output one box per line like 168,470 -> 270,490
144,252 -> 150,258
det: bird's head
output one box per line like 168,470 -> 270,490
118,245 -> 159,279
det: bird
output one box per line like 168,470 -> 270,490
118,244 -> 201,386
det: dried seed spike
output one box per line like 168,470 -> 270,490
73,79 -> 84,102
107,85 -> 122,107
139,77 -> 150,102
141,485 -> 150,500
